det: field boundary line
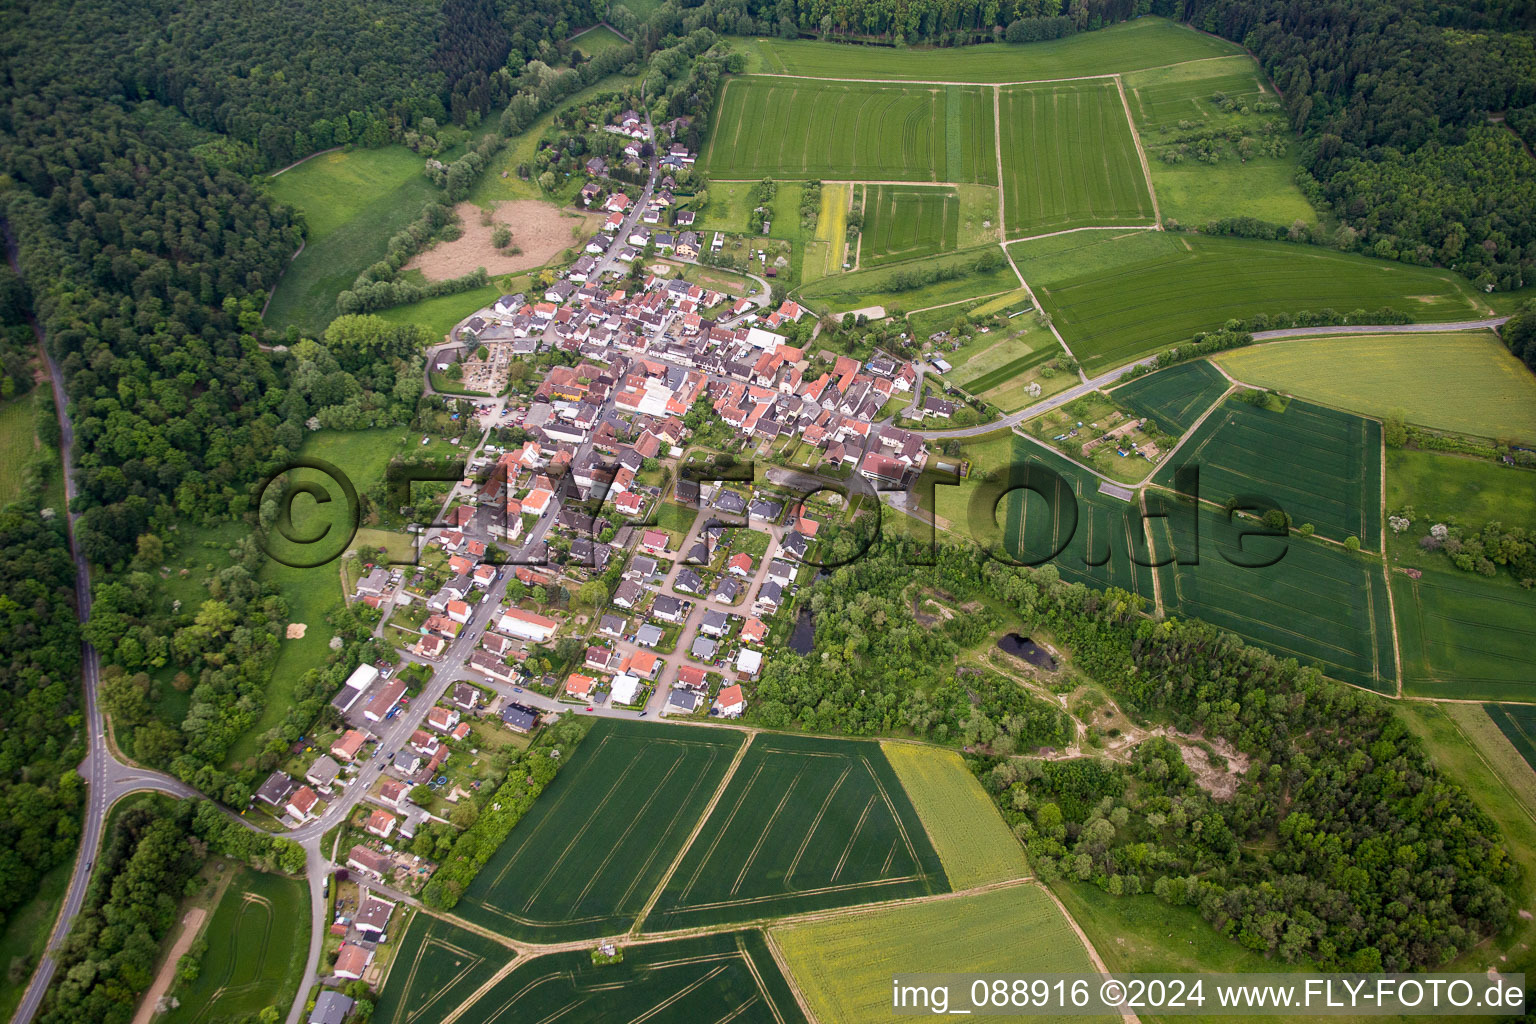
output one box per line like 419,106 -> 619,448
1033,882 -> 1142,1024
1380,428 -> 1403,694
904,289 -> 1018,316
743,57 -> 1245,89
1003,224 -> 1158,245
1141,489 -> 1166,618
1113,74 -> 1162,228
630,732 -> 757,935
1440,705 -> 1536,831
763,931 -> 818,1024
437,953 -> 524,1024
992,87 -> 1006,237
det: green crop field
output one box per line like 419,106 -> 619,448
963,346 -> 1057,394
1123,56 -> 1318,227
1109,360 -> 1230,434
163,868 -> 309,1024
647,734 -> 947,931
373,914 -> 510,1024
263,145 -> 445,337
1215,332 -> 1536,442
799,246 -> 1019,314
702,78 -> 995,183
456,719 -> 743,941
1152,504 -> 1397,693
1485,704 -> 1536,773
999,80 -> 1155,237
992,439 -> 1158,601
861,185 -> 960,266
1010,231 -> 1493,373
881,742 -> 1031,889
742,17 -> 1243,81
1394,566 -> 1536,702
1153,397 -> 1382,548
454,932 -> 805,1024
1386,450 -> 1536,528
773,883 -> 1115,1024
569,24 -> 628,55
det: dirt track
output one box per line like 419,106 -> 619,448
406,201 -> 601,281
131,906 -> 207,1024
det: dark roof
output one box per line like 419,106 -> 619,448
256,771 -> 297,806
500,703 -> 539,732
310,991 -> 356,1024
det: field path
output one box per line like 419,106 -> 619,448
1034,883 -> 1143,1024
131,907 -> 208,1024
746,55 -> 1246,88
1113,75 -> 1161,227
1003,224 -> 1158,245
628,733 -> 757,936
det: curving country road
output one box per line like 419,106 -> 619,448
912,316 -> 1511,440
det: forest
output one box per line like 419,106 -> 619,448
750,540 -> 1516,971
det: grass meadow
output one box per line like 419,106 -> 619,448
798,245 -> 1019,315
1215,331 -> 1536,442
881,742 -> 1031,888
647,734 -> 947,931
1123,56 -> 1319,227
0,389 -> 41,506
568,24 -> 628,56
372,913 -> 509,1024
456,719 -> 743,941
1385,449 -> 1536,528
740,17 -> 1243,80
1152,504 -> 1396,693
702,78 -> 994,183
1108,359 -> 1230,433
463,932 -> 805,1024
1394,565 -> 1536,702
263,146 -> 445,337
1010,231 -> 1492,373
772,883 -> 1115,1024
804,182 -> 850,282
162,868 -> 309,1024
999,80 -> 1155,236
1152,397 -> 1383,549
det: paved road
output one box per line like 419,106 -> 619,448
914,316 -> 1512,441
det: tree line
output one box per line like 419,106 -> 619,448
749,540 -> 1516,972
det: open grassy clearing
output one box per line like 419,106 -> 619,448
1123,56 -> 1319,227
1386,449 -> 1536,529
999,80 -> 1155,236
740,17 -> 1244,81
881,742 -> 1031,888
162,867 -> 309,1024
0,389 -> 41,506
226,427 -> 425,766
1152,504 -> 1396,693
648,734 -> 947,931
1214,331 -> 1536,442
372,913 -> 509,1024
457,719 -> 743,942
997,439 -> 1159,600
1393,565 -> 1536,702
860,184 -> 959,266
1396,701 -> 1536,980
1010,231 -> 1492,373
460,932 -> 805,1024
1151,397 -> 1382,548
703,78 -> 994,182
569,24 -> 628,55
373,282 -> 504,342
798,245 -> 1018,315
1485,704 -> 1536,772
263,146 -> 447,338
1108,360 -> 1230,434
773,883 -> 1114,1024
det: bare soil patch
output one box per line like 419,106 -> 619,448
285,623 -> 307,639
136,906 -> 207,1024
407,201 -> 601,281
